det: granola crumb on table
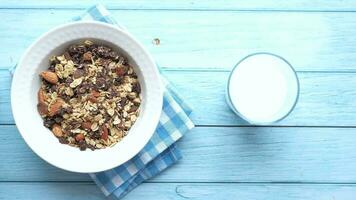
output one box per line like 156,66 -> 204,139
37,40 -> 141,151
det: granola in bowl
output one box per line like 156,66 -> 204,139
37,40 -> 141,151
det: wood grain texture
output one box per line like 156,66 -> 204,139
2,1 -> 356,199
2,9 -> 356,71
3,70 -> 356,126
3,125 -> 356,182
2,0 -> 356,11
1,183 -> 356,200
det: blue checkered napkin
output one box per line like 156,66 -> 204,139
74,4 -> 195,199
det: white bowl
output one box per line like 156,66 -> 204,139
11,21 -> 163,173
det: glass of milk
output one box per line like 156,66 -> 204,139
226,53 -> 299,124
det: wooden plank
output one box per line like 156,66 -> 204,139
2,125 -> 356,182
3,70 -> 356,126
1,182 -> 356,200
2,0 -> 356,11
2,9 -> 356,71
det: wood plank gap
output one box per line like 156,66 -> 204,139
3,181 -> 356,185
3,7 -> 356,13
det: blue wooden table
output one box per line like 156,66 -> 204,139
2,1 -> 356,199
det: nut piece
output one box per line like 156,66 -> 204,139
83,52 -> 92,61
52,124 -> 63,137
87,95 -> 97,103
116,66 -> 127,76
40,71 -> 58,84
75,133 -> 84,141
49,98 -> 64,116
91,90 -> 100,98
81,122 -> 92,130
37,103 -> 48,116
87,90 -> 100,103
38,89 -> 47,104
101,125 -> 108,141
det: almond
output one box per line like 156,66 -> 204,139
37,103 -> 48,116
75,133 -> 84,141
38,89 -> 47,104
83,52 -> 92,61
49,98 -> 64,116
52,124 -> 63,137
81,121 -> 92,130
87,95 -> 97,103
40,71 -> 58,84
91,90 -> 101,98
101,125 -> 108,141
116,66 -> 128,76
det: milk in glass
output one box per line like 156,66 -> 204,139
227,53 -> 299,124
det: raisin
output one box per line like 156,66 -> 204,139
63,52 -> 72,60
43,118 -> 55,128
58,137 -> 69,144
109,90 -> 117,98
108,51 -> 119,60
96,77 -> 106,89
97,46 -> 111,57
120,97 -> 127,107
68,45 -> 78,55
78,140 -> 87,151
49,85 -> 57,93
114,77 -> 123,85
65,107 -> 73,114
132,82 -> 141,93
65,78 -> 73,86
76,45 -> 86,54
128,106 -> 138,113
48,64 -> 55,72
54,116 -> 63,123
77,63 -> 86,69
73,69 -> 85,79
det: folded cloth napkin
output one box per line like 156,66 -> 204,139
10,4 -> 194,200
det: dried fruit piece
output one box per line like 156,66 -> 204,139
52,124 -> 63,137
132,82 -> 141,93
40,71 -> 58,84
49,98 -> 65,116
95,77 -> 106,88
128,105 -> 139,113
101,125 -> 108,140
58,137 -> 69,144
75,133 -> 85,141
73,69 -> 85,79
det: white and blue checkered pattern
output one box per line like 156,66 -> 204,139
75,4 -> 194,199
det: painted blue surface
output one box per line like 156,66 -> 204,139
1,1 -> 356,199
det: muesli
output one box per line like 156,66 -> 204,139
37,40 -> 141,151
